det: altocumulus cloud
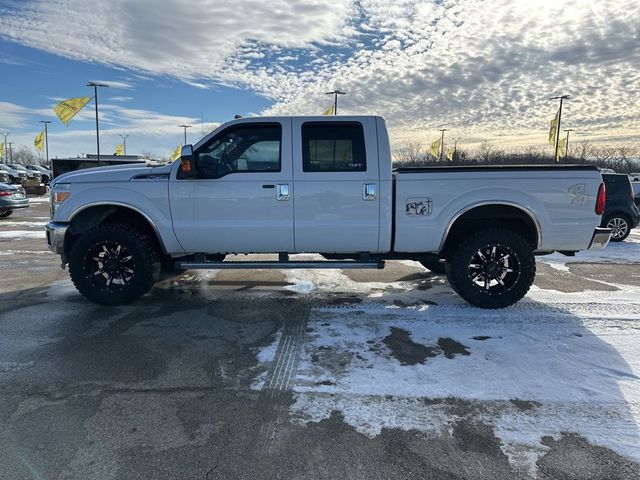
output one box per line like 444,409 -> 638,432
1,0 -> 639,148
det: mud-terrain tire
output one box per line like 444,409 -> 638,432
604,214 -> 631,242
446,228 -> 535,309
419,257 -> 446,274
69,224 -> 160,305
0,210 -> 13,218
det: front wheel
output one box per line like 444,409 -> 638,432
69,224 -> 160,305
604,214 -> 631,242
446,229 -> 535,309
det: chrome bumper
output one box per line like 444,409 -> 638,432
46,222 -> 69,256
588,227 -> 612,250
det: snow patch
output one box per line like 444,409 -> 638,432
0,230 -> 46,239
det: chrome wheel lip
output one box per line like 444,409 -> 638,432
467,243 -> 521,295
85,241 -> 135,289
607,217 -> 629,239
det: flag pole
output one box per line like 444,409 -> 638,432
564,129 -> 574,159
39,121 -> 51,164
87,82 -> 108,167
549,95 -> 570,162
325,90 -> 346,115
439,128 -> 447,161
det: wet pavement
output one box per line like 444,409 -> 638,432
0,200 -> 639,479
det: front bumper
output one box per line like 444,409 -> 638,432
46,222 -> 69,256
588,227 -> 612,250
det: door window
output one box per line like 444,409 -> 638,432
195,124 -> 281,179
301,122 -> 366,172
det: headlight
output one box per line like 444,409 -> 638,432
50,183 -> 70,217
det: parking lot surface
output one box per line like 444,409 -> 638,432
1,200 -> 639,479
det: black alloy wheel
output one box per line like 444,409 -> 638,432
446,228 -> 535,309
69,224 -> 160,305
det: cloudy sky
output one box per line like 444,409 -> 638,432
0,0 -> 639,159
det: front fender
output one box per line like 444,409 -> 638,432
54,185 -> 184,254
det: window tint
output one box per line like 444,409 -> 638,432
302,122 -> 366,172
196,124 -> 281,179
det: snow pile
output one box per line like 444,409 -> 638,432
0,230 -> 46,239
254,285 -> 640,474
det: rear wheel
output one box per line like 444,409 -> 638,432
0,210 -> 13,218
604,214 -> 631,242
69,224 -> 160,305
446,228 -> 535,309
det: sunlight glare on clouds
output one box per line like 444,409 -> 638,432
0,0 -> 639,149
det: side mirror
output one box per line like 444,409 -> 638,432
179,145 -> 196,178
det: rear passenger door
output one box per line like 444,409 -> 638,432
291,118 -> 380,253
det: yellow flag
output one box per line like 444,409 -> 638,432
114,144 -> 124,156
0,142 -> 4,159
322,104 -> 335,116
558,138 -> 567,159
34,129 -> 45,152
430,138 -> 441,157
171,144 -> 183,161
446,146 -> 454,161
53,96 -> 92,126
549,108 -> 559,145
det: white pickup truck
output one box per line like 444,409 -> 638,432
46,116 -> 610,308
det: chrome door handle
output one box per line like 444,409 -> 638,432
277,184 -> 290,201
363,183 -> 376,201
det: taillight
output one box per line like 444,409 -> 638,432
595,182 -> 606,215
0,191 -> 12,197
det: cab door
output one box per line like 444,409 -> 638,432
169,119 -> 294,253
291,117 -> 380,253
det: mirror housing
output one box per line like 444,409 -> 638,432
179,145 -> 196,178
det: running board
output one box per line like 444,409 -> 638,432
175,260 -> 385,270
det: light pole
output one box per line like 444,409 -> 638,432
87,82 -> 108,166
549,95 -> 570,162
563,129 -> 575,159
39,120 -> 51,164
119,134 -> 129,156
439,128 -> 447,161
325,90 -> 346,115
7,142 -> 14,163
178,124 -> 192,144
0,132 -> 8,163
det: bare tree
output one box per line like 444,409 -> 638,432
11,147 -> 39,165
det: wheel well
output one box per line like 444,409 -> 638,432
441,204 -> 539,257
65,205 -> 165,257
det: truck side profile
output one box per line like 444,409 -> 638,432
46,116 -> 611,308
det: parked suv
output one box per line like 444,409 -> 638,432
600,173 -> 640,241
7,163 -> 42,183
0,164 -> 28,184
25,164 -> 52,184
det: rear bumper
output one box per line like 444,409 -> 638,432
588,227 -> 612,250
46,222 -> 69,255
0,202 -> 29,211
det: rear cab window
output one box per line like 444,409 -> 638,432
301,122 -> 366,172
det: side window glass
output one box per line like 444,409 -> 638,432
195,124 -> 281,179
302,122 -> 366,172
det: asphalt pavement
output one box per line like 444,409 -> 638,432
0,200 -> 638,480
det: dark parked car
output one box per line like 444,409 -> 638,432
600,173 -> 640,241
0,182 -> 29,218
